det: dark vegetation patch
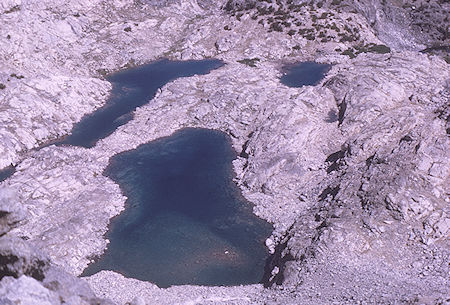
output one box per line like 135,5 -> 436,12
10,73 -> 24,79
0,253 -> 48,281
420,45 -> 450,63
325,147 -> 348,173
4,5 -> 20,14
0,83 -> 5,90
97,68 -> 109,77
319,185 -> 340,201
341,43 -> 391,58
0,254 -> 19,279
420,45 -> 450,53
222,0 -> 367,47
399,135 -> 413,144
434,103 -> 450,135
408,2 -> 450,45
237,57 -> 261,67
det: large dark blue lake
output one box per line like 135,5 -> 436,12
82,128 -> 273,287
280,61 -> 331,87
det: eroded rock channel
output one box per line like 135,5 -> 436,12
82,128 -> 273,287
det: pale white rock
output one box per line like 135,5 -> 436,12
86,270 -> 264,305
0,276 -> 60,305
265,238 -> 275,254
0,0 -> 449,304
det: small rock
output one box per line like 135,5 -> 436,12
265,238 -> 275,254
130,296 -> 145,305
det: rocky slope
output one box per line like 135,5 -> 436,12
223,0 -> 450,51
0,0 -> 449,304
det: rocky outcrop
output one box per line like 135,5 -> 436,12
0,0 -> 449,304
0,188 -> 113,304
354,0 -> 449,50
223,0 -> 450,51
0,0 -> 218,169
7,146 -> 125,275
0,188 -> 25,236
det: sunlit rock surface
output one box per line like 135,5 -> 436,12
0,0 -> 449,304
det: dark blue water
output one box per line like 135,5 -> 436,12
82,128 -> 273,288
0,165 -> 16,182
60,59 -> 223,148
0,60 -> 223,183
280,62 -> 331,87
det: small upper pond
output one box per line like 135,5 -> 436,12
82,128 -> 273,288
280,61 -> 331,87
61,59 -> 224,148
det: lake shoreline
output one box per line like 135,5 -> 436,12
1,0 -> 449,304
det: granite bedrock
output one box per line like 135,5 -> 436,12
0,0 -> 449,304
